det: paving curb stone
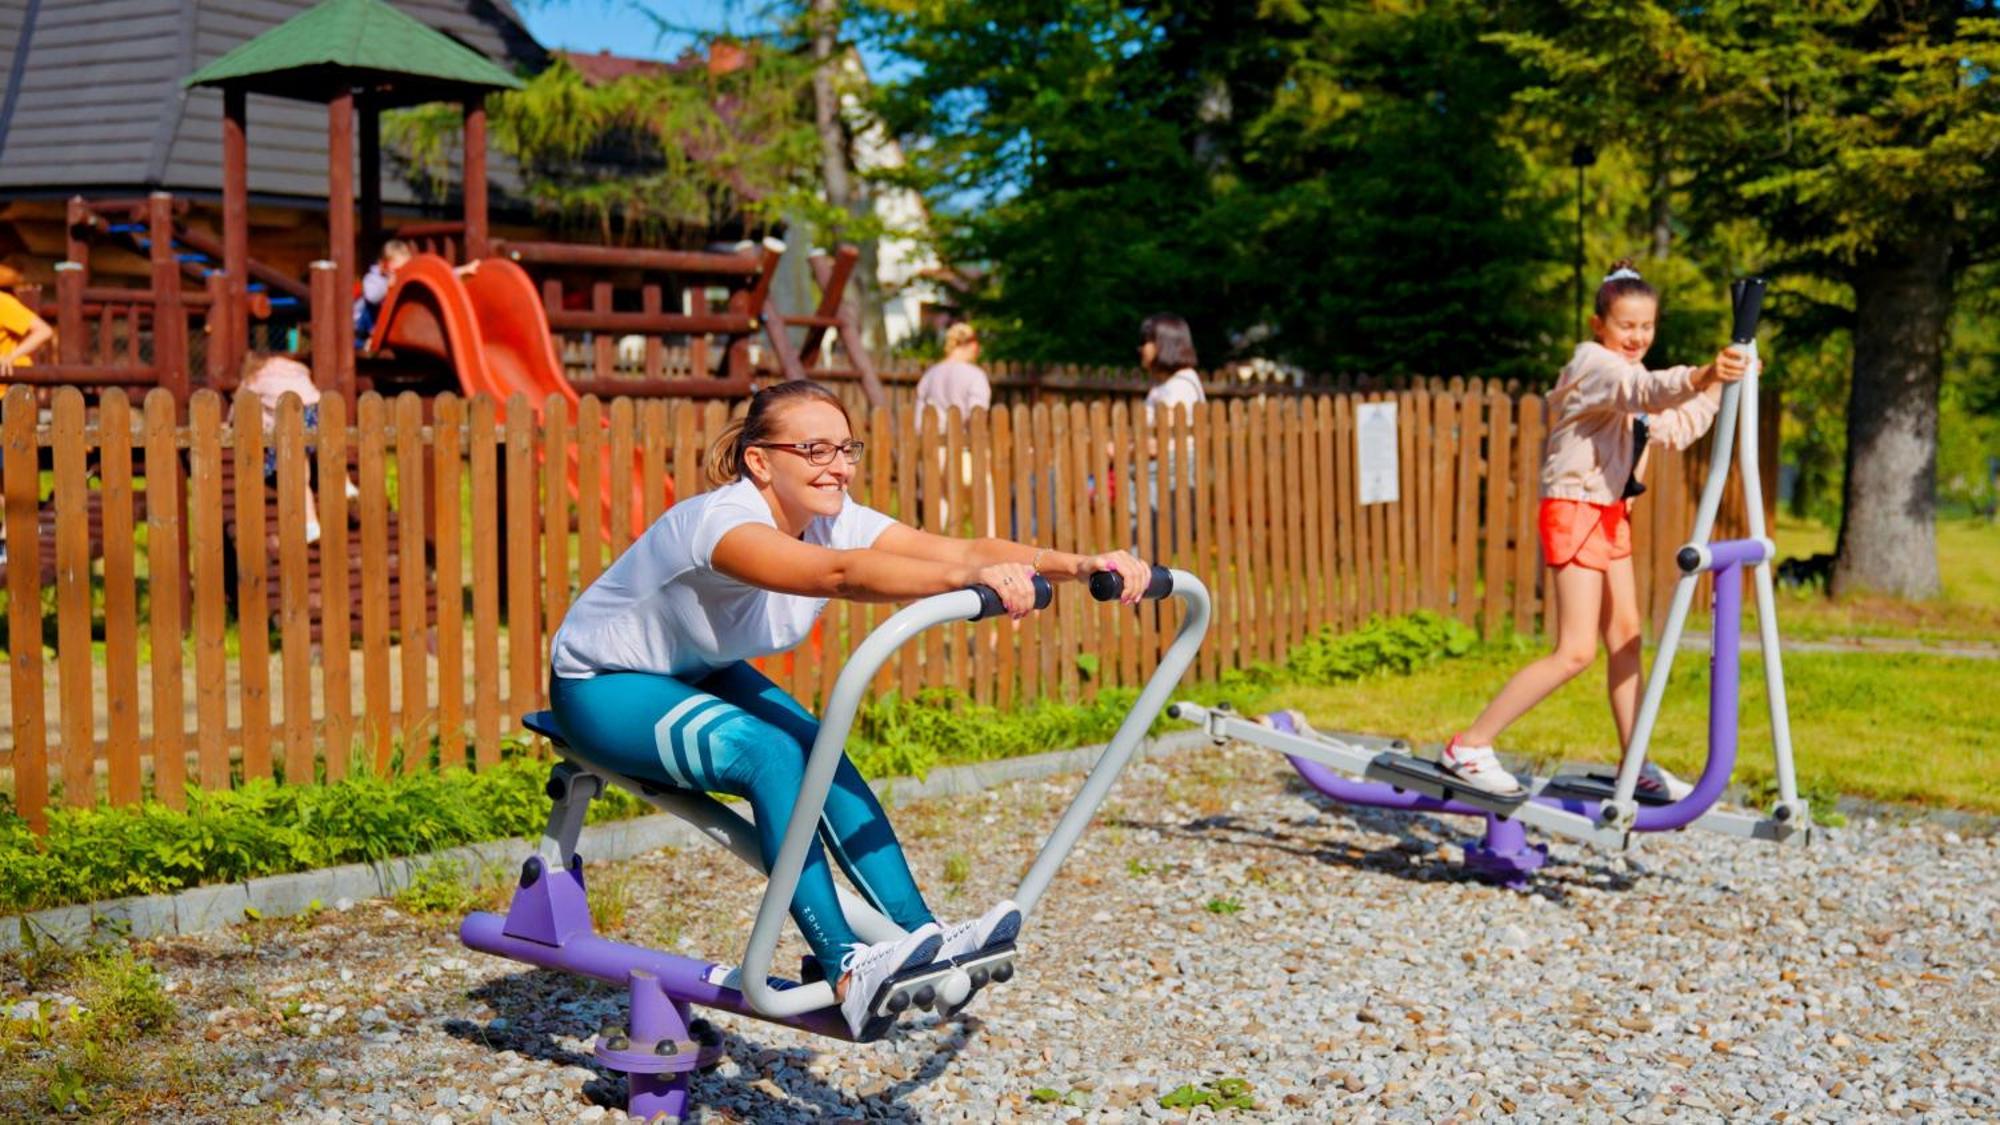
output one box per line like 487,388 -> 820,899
0,730 -> 1212,952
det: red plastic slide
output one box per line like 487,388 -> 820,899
369,253 -> 669,529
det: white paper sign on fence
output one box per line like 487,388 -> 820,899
1356,401 -> 1400,505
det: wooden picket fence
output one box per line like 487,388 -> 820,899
0,379 -> 1759,830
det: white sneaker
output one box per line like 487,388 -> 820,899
1440,736 -> 1525,797
1638,762 -> 1694,801
938,899 -> 1022,962
837,923 -> 942,1037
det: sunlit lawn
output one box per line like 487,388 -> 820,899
1738,514 -> 2000,643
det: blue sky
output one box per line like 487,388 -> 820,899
517,1 -> 898,74
519,0 -> 749,60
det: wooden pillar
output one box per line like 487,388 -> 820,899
63,196 -> 91,267
328,89 -> 356,392
222,85 -> 249,381
360,96 -> 382,261
203,271 -> 230,387
463,98 -> 488,260
149,193 -> 189,404
54,262 -> 84,364
309,260 -> 346,403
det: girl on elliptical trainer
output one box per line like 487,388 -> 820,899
1439,261 -> 1746,798
548,379 -> 1153,1035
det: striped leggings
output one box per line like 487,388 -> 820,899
549,662 -> 934,980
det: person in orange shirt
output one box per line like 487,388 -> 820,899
0,264 -> 54,377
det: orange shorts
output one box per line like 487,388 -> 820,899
1538,497 -> 1632,571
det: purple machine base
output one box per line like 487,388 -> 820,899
1270,541 -> 1757,887
461,854 -> 843,1122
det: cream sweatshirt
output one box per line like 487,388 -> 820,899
1541,341 -> 1723,504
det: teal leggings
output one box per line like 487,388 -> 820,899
549,663 -> 935,980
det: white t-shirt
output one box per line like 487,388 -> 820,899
550,477 -> 897,680
1144,368 -> 1206,422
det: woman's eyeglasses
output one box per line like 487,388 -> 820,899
752,440 -> 865,466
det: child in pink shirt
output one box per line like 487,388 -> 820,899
1439,262 -> 1747,797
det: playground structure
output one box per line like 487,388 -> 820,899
460,565 -> 1210,1120
1168,280 -> 1810,887
2,0 -> 879,415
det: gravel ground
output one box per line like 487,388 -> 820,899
4,740 -> 1995,1122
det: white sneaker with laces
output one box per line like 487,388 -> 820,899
837,923 -> 942,1037
938,899 -> 1021,962
1439,736 -> 1525,797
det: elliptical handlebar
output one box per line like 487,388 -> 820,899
1730,277 -> 1768,345
970,573 -> 1054,620
738,573 -> 1063,1018
1087,564 -> 1175,602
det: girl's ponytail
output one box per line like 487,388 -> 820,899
1595,258 -> 1657,316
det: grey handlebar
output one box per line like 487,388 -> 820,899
739,580 -> 1053,1017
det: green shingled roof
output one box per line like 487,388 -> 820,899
184,0 -> 524,104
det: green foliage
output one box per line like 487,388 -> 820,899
1160,1077 -> 1258,1111
845,685 -> 1147,780
386,49 -> 827,245
1204,896 -> 1243,915
392,860 -> 484,917
0,758 -> 647,915
862,0 -> 1563,375
1284,611 -> 1477,683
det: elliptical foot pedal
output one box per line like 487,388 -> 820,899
1541,770 -> 1674,807
939,943 -> 1018,1016
856,956 -> 986,1042
1363,751 -> 1530,815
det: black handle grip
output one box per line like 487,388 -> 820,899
1088,564 -> 1174,602
1730,278 -> 1767,344
969,573 -> 1054,620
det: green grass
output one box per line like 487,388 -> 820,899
1753,514 -> 2000,642
1253,637 -> 2000,814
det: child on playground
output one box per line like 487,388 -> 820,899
547,379 -> 1152,1035
1438,261 -> 1747,798
236,353 -> 361,546
353,239 -> 414,349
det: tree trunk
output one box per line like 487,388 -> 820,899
1649,142 -> 1672,261
1832,234 -> 1952,598
810,0 -> 852,213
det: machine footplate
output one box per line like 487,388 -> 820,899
1540,770 -> 1674,807
857,945 -> 1018,1041
1363,752 -> 1531,815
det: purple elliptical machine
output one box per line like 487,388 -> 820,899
461,565 -> 1210,1122
1169,279 -> 1811,888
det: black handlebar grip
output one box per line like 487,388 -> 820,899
968,573 -> 1054,620
1088,564 -> 1174,602
1730,278 -> 1767,344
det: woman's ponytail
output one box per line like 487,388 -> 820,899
705,414 -> 750,487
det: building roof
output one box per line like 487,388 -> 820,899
0,0 -> 547,203
185,0 -> 524,105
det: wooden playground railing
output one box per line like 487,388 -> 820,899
0,379 -> 1759,831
